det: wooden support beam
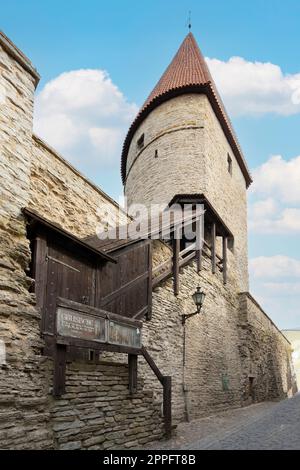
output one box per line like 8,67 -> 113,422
128,354 -> 138,395
163,376 -> 172,438
223,236 -> 228,285
32,234 -> 47,328
141,346 -> 164,385
53,343 -> 67,398
172,230 -> 180,296
211,222 -> 216,274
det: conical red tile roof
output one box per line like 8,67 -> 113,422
121,33 -> 252,187
142,32 -> 212,110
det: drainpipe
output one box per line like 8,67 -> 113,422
182,321 -> 190,422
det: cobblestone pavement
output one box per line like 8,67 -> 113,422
147,394 -> 300,450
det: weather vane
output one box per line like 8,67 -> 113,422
187,10 -> 192,31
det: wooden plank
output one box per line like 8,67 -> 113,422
152,250 -> 198,289
203,239 -> 223,262
57,297 -> 143,328
211,222 -> 216,274
141,346 -> 164,385
53,343 -> 67,397
147,241 -> 152,320
172,230 -> 180,296
163,376 -> 172,438
180,242 -> 196,257
100,271 -> 149,308
32,233 -> 48,328
223,236 -> 228,285
128,354 -> 138,395
152,258 -> 172,276
179,251 -> 196,267
56,335 -> 141,355
22,207 -> 116,263
152,267 -> 173,288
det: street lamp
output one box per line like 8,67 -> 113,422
182,286 -> 206,325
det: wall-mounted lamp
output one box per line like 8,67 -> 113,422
182,286 -> 206,325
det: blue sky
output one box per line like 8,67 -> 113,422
2,0 -> 300,329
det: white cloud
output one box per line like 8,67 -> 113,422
34,69 -> 138,173
206,56 -> 300,116
262,282 -> 300,296
249,255 -> 300,279
249,155 -> 300,234
251,155 -> 300,204
249,256 -> 300,329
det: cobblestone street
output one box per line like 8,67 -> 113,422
147,394 -> 300,450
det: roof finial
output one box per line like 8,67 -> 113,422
187,10 -> 192,31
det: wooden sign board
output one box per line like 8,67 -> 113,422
56,307 -> 106,343
109,321 -> 141,348
55,298 -> 142,349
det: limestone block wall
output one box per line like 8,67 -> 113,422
0,35 -> 54,449
125,94 -> 249,292
141,246 -> 244,424
30,135 -> 128,238
43,361 -> 164,451
203,97 -> 249,291
125,94 -> 207,208
238,293 -> 296,404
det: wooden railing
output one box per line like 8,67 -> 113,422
152,239 -> 225,289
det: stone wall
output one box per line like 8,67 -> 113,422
238,292 -> 296,404
30,135 -> 128,238
0,33 -> 52,450
45,360 -> 163,451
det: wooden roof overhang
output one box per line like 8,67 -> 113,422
22,207 -> 116,264
168,193 -> 234,240
85,207 -> 206,254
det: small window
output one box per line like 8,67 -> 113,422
227,154 -> 232,175
88,350 -> 95,362
137,133 -> 144,150
154,149 -> 158,158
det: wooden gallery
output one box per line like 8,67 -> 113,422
0,30 -> 297,450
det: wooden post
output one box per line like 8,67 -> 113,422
222,236 -> 228,285
211,222 -> 216,274
196,218 -> 202,273
53,343 -> 67,398
172,230 -> 180,296
163,376 -> 172,438
128,354 -> 138,395
32,233 -> 47,327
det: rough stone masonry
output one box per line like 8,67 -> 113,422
0,30 -> 297,450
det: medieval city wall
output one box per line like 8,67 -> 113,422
239,292 -> 296,404
0,36 -> 53,449
30,135 -> 128,238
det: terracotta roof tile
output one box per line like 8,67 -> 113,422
141,32 -> 212,110
121,33 -> 252,187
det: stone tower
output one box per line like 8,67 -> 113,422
121,33 -> 252,291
